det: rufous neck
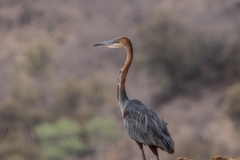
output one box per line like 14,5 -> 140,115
119,45 -> 133,92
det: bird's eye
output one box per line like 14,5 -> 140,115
114,40 -> 118,43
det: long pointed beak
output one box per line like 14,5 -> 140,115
92,40 -> 115,47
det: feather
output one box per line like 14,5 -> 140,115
123,99 -> 175,154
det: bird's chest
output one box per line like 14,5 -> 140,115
123,107 -> 130,118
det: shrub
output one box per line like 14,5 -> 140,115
139,12 -> 204,96
53,77 -> 111,122
85,117 -> 121,145
35,117 -> 86,160
53,81 -> 83,119
42,147 -> 65,160
25,40 -> 54,78
138,11 -> 240,103
18,4 -> 42,26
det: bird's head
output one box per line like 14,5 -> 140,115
92,37 -> 131,48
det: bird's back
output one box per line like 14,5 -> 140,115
123,99 -> 175,154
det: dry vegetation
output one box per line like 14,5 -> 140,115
0,0 -> 240,160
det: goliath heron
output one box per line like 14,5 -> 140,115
92,37 -> 175,160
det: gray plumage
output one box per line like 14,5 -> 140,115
124,99 -> 174,153
119,89 -> 175,154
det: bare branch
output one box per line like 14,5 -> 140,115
0,124 -> 11,142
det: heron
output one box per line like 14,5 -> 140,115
92,37 -> 175,160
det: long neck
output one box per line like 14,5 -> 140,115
117,43 -> 133,107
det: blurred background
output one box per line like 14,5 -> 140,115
0,0 -> 240,160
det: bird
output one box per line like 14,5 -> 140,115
92,37 -> 175,160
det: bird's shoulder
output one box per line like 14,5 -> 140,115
125,100 -> 160,120
124,99 -> 168,127
126,99 -> 149,110
126,99 -> 156,115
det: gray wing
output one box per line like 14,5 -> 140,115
123,99 -> 175,154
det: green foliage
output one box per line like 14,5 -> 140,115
85,117 -> 121,145
42,147 -> 65,160
58,137 -> 85,154
35,117 -> 86,160
0,30 -> 116,160
36,117 -> 81,140
54,118 -> 82,137
35,123 -> 57,140
226,83 -> 240,129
